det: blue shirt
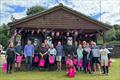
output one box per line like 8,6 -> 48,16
24,44 -> 34,57
56,45 -> 63,56
92,46 -> 100,57
15,45 -> 22,54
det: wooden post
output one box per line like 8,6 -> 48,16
103,31 -> 106,44
95,33 -> 98,44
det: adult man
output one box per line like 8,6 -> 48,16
6,42 -> 16,74
92,42 -> 101,74
24,40 -> 34,71
65,41 -> 74,58
56,41 -> 63,71
33,39 -> 39,69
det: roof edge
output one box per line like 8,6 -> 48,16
8,3 -> 112,30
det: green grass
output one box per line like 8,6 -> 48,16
0,58 -> 120,80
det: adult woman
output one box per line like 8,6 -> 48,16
39,43 -> 48,70
100,44 -> 110,75
6,42 -> 16,74
15,42 -> 23,72
82,42 -> 91,73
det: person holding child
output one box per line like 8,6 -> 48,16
82,41 -> 91,73
66,55 -> 76,77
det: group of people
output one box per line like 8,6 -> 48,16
65,41 -> 111,76
5,39 -> 111,76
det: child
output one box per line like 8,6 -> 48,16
100,44 -> 110,75
66,55 -> 76,77
48,44 -> 56,71
6,42 -> 16,74
77,44 -> 83,71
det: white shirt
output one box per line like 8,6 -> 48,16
100,48 -> 110,60
48,48 -> 56,55
92,46 -> 100,57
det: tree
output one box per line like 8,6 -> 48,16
26,5 -> 46,16
113,24 -> 120,30
112,25 -> 120,41
105,25 -> 120,42
0,24 -> 11,49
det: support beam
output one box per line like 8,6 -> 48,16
103,31 -> 106,44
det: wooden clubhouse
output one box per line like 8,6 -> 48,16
8,3 -> 111,46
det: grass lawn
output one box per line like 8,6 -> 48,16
0,57 -> 120,80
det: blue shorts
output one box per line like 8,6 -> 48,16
93,57 -> 99,63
